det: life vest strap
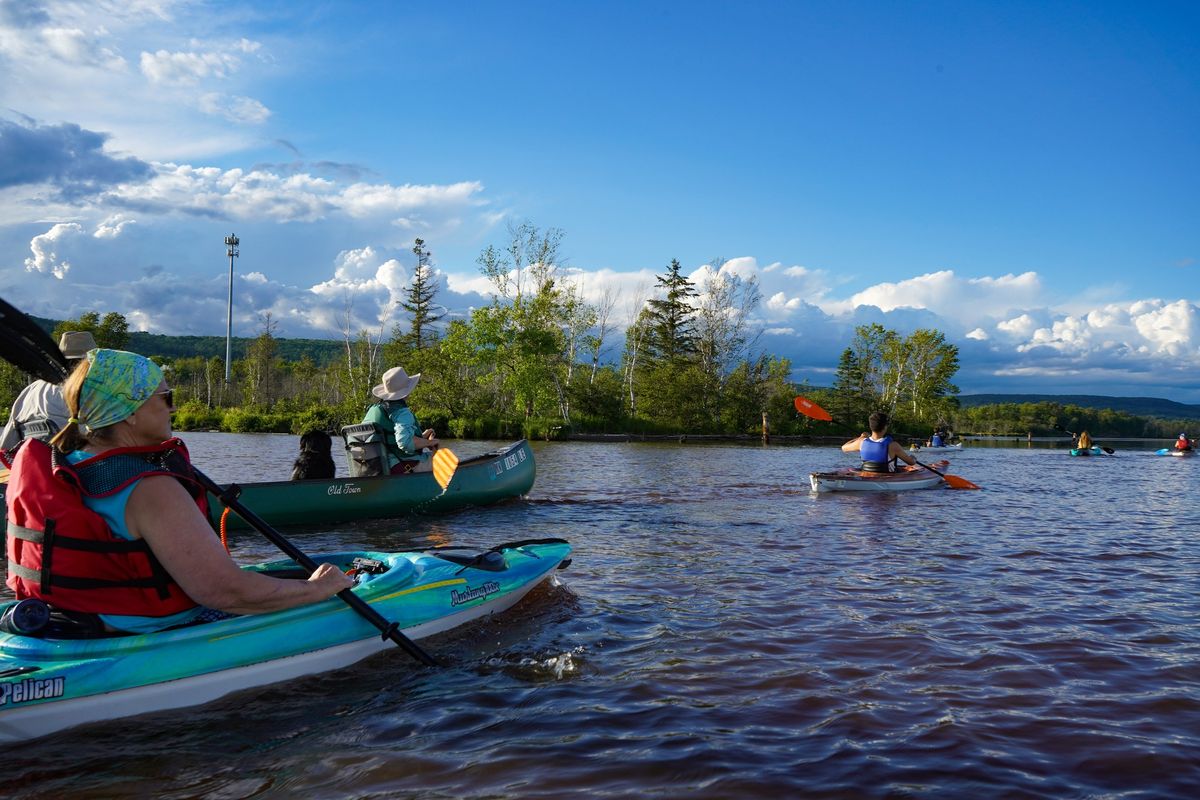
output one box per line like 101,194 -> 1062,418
8,561 -> 173,591
7,521 -> 154,553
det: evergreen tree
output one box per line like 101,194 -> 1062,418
644,258 -> 699,364
398,238 -> 445,352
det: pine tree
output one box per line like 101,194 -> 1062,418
399,238 -> 445,352
644,259 -> 698,364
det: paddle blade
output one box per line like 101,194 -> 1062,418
793,396 -> 833,422
432,447 -> 459,490
0,296 -> 69,383
941,473 -> 981,490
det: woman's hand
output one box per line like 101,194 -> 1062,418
129,477 -> 355,615
308,562 -> 354,597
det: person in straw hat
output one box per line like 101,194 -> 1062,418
0,331 -> 99,452
361,366 -> 439,474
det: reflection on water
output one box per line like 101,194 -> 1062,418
5,435 -> 1200,798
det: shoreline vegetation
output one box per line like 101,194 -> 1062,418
5,227 -> 1195,445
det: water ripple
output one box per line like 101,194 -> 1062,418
5,438 -> 1199,798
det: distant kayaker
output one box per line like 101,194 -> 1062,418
841,411 -> 917,473
362,366 -> 439,474
929,426 -> 949,447
1176,433 -> 1194,452
6,349 -> 352,634
0,331 -> 96,452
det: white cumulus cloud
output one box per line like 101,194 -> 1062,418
24,222 -> 84,278
93,214 -> 136,238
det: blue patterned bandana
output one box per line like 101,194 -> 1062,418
77,349 -> 164,433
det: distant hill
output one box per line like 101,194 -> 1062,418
32,316 -> 345,365
126,331 -> 345,365
959,394 -> 1200,420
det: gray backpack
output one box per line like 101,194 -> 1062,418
340,423 -> 386,477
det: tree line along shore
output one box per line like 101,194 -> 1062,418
6,226 -> 1194,444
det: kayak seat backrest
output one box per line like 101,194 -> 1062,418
17,417 -> 59,443
341,423 -> 387,477
0,605 -> 118,640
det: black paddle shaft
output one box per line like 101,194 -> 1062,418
194,468 -> 439,667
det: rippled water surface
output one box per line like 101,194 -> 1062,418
6,434 -> 1200,798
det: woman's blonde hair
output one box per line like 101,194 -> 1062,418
1077,431 -> 1092,449
49,358 -> 118,452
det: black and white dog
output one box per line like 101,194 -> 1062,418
291,429 -> 336,481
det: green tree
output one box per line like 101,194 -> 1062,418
474,221 -> 581,421
644,258 -> 698,364
242,314 -> 279,406
831,324 -> 960,429
52,311 -> 129,350
902,329 -> 960,424
396,238 -> 445,353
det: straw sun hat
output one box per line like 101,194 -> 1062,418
59,331 -> 98,360
371,366 -> 421,401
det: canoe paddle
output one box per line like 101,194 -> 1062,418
793,395 -> 981,490
1053,424 -> 1115,455
0,296 -> 439,666
432,446 -> 459,490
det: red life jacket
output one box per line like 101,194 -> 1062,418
5,437 -> 208,617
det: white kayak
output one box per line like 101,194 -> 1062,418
809,461 -> 949,493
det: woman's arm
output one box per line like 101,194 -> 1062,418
126,476 -> 352,615
392,407 -> 437,454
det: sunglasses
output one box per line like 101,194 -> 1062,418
152,389 -> 174,408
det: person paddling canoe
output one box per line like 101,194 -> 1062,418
5,348 -> 352,634
361,366 -> 440,474
841,411 -> 918,473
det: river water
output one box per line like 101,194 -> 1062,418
5,434 -> 1200,798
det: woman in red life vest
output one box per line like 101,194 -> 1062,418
1175,433 -> 1194,452
6,348 -> 351,633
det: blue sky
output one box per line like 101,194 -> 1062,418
1,0 -> 1197,400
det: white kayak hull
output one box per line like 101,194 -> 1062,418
809,462 -> 948,493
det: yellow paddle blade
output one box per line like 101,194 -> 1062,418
432,447 -> 459,490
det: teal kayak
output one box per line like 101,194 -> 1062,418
0,538 -> 571,743
1069,447 -> 1110,456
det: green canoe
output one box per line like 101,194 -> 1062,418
207,440 -> 535,530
